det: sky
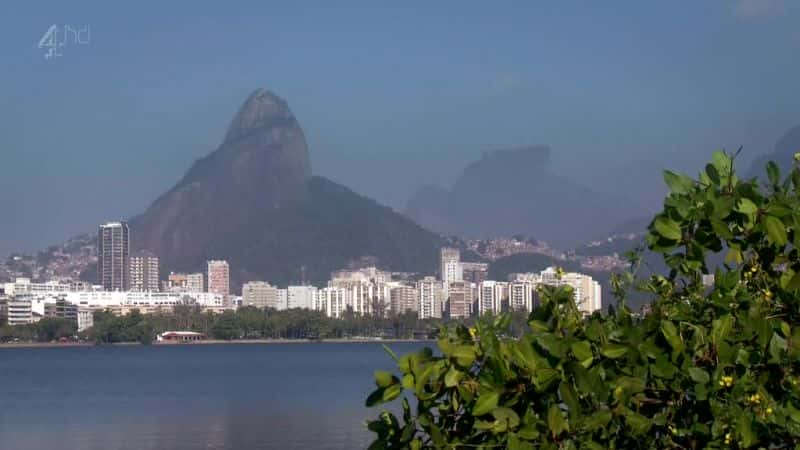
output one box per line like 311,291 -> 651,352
1,0 -> 799,256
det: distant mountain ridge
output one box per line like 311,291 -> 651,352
128,89 -> 443,289
747,124 -> 800,179
405,146 -> 643,248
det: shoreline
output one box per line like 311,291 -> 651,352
0,338 -> 433,349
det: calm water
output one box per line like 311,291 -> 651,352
0,342 -> 426,450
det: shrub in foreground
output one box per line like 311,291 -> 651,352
366,151 -> 800,449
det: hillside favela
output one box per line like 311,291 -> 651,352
3,2 -> 800,450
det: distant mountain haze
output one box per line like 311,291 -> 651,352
130,89 -> 443,289
405,146 -> 646,248
746,124 -> 800,180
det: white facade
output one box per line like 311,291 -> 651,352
508,282 -> 535,312
440,248 -> 462,285
7,295 -> 34,326
130,254 -> 160,292
315,287 -> 347,318
3,278 -> 97,296
477,281 -> 508,315
287,286 -> 317,309
242,281 -> 280,309
64,290 -> 225,309
516,267 -> 602,315
77,307 -> 94,332
417,276 -> 443,319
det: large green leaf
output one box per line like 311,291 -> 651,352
570,340 -> 593,367
547,404 -> 569,436
473,391 -> 499,416
663,170 -> 694,194
600,343 -> 629,359
444,367 -> 462,388
767,161 -> 781,186
711,315 -> 733,345
661,321 -> 683,352
688,367 -> 710,384
374,370 -> 394,388
764,215 -> 788,246
736,198 -> 758,215
653,217 -> 682,241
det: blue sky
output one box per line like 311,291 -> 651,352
1,1 -> 799,255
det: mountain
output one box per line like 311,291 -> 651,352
404,146 -> 642,248
747,124 -> 800,179
130,89 -> 443,288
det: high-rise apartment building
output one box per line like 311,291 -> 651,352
417,276 -> 443,319
287,286 -> 317,309
314,286 -> 347,318
187,273 -> 204,293
241,281 -> 278,309
98,222 -> 130,291
446,281 -> 473,319
207,260 -> 230,296
389,284 -> 419,316
477,281 -> 509,315
508,281 -> 536,312
440,247 -> 462,285
130,252 -> 160,292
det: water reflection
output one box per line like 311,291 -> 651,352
0,343 -> 426,449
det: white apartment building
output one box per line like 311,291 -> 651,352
389,284 -> 418,316
517,267 -> 602,315
287,286 -> 317,309
440,248 -> 462,285
130,253 -> 160,292
477,281 -> 508,315
7,294 -> 34,326
3,278 -> 96,296
508,281 -> 536,312
241,281 -> 280,309
417,276 -> 443,319
314,286 -> 347,318
64,290 -> 225,310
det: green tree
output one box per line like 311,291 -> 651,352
366,151 -> 800,449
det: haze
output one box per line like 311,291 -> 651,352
1,1 -> 799,256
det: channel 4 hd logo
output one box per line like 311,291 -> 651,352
38,24 -> 91,60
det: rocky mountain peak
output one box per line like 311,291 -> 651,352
223,88 -> 295,145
